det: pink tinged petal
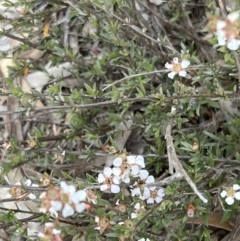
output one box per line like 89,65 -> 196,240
165,62 -> 173,69
111,184 -> 120,193
157,189 -> 165,197
103,167 -> 112,177
139,170 -> 149,180
98,173 -> 105,183
146,175 -> 155,184
226,196 -> 234,205
168,71 -> 176,79
227,38 -> 240,50
113,175 -> 120,184
62,203 -> 74,217
135,155 -> 145,168
75,202 -> 85,213
51,200 -> 62,211
29,193 -> 36,200
112,167 -> 121,176
220,190 -> 227,198
179,70 -> 187,77
234,192 -> 240,200
100,184 -> 108,192
155,196 -> 163,203
127,156 -> 136,164
227,12 -> 239,22
181,60 -> 190,68
131,187 -> 141,197
147,198 -> 154,204
131,165 -> 140,176
113,157 -> 123,167
173,57 -> 179,63
233,184 -> 240,190
217,20 -> 227,30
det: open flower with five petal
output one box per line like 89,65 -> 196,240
221,184 -> 240,205
98,167 -> 120,193
165,57 -> 190,79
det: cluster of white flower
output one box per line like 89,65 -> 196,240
97,155 -> 165,204
221,184 -> 240,205
165,57 -> 190,79
39,181 -> 87,218
97,155 -> 145,193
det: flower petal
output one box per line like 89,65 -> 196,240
135,155 -> 145,168
179,70 -> 187,77
131,165 -> 140,176
113,175 -> 120,184
29,193 -> 36,200
234,191 -> 240,200
173,57 -> 179,63
146,175 -> 155,184
168,71 -> 176,79
113,157 -> 123,167
51,200 -> 62,211
98,173 -> 105,183
75,202 -> 86,213
112,167 -> 122,176
157,188 -> 165,197
233,184 -> 240,190
217,20 -> 227,30
181,60 -> 190,68
165,62 -> 173,69
71,190 -> 87,203
227,12 -> 239,22
139,170 -> 149,180
100,184 -> 108,192
155,196 -> 163,203
227,38 -> 240,50
131,187 -> 141,197
220,190 -> 227,198
147,198 -> 154,204
127,156 -> 136,164
103,167 -> 112,177
62,203 -> 74,217
111,184 -> 120,193
225,196 -> 234,205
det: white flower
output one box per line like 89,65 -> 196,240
131,170 -> 155,198
216,12 -> 240,50
98,167 -> 120,193
142,186 -> 165,204
138,238 -> 150,241
165,57 -> 190,79
113,155 -> 145,183
221,184 -> 240,205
